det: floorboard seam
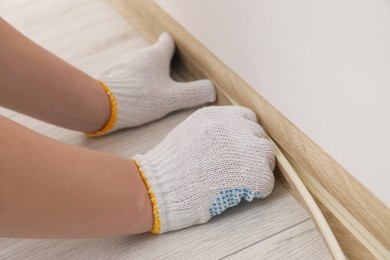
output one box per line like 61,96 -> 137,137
218,218 -> 311,259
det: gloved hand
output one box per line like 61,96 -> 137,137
87,32 -> 216,136
132,106 -> 275,234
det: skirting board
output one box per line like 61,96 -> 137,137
108,0 -> 390,259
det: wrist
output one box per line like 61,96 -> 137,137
85,80 -> 117,136
132,156 -> 162,234
128,159 -> 154,233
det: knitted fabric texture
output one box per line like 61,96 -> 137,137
133,106 -> 275,234
94,32 -> 215,135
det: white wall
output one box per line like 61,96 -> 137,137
155,0 -> 390,207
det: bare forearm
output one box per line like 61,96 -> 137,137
0,116 -> 152,238
0,18 -> 109,132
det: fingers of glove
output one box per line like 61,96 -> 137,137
152,32 -> 176,66
255,138 -> 276,171
239,118 -> 268,139
232,106 -> 258,122
238,120 -> 275,170
169,79 -> 216,108
99,33 -> 174,79
192,106 -> 257,123
216,106 -> 257,122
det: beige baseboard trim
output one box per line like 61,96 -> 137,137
283,149 -> 390,259
109,0 -> 390,258
270,139 -> 345,259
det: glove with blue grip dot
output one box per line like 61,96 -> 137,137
132,106 -> 275,234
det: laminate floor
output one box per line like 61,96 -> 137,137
0,1 -> 331,259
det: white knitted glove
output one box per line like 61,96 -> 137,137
132,106 -> 275,234
87,32 -> 216,136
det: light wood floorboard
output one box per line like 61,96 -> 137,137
224,220 -> 331,260
0,0 -> 330,259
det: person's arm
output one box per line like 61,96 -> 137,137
0,18 -> 110,132
0,115 -> 152,238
